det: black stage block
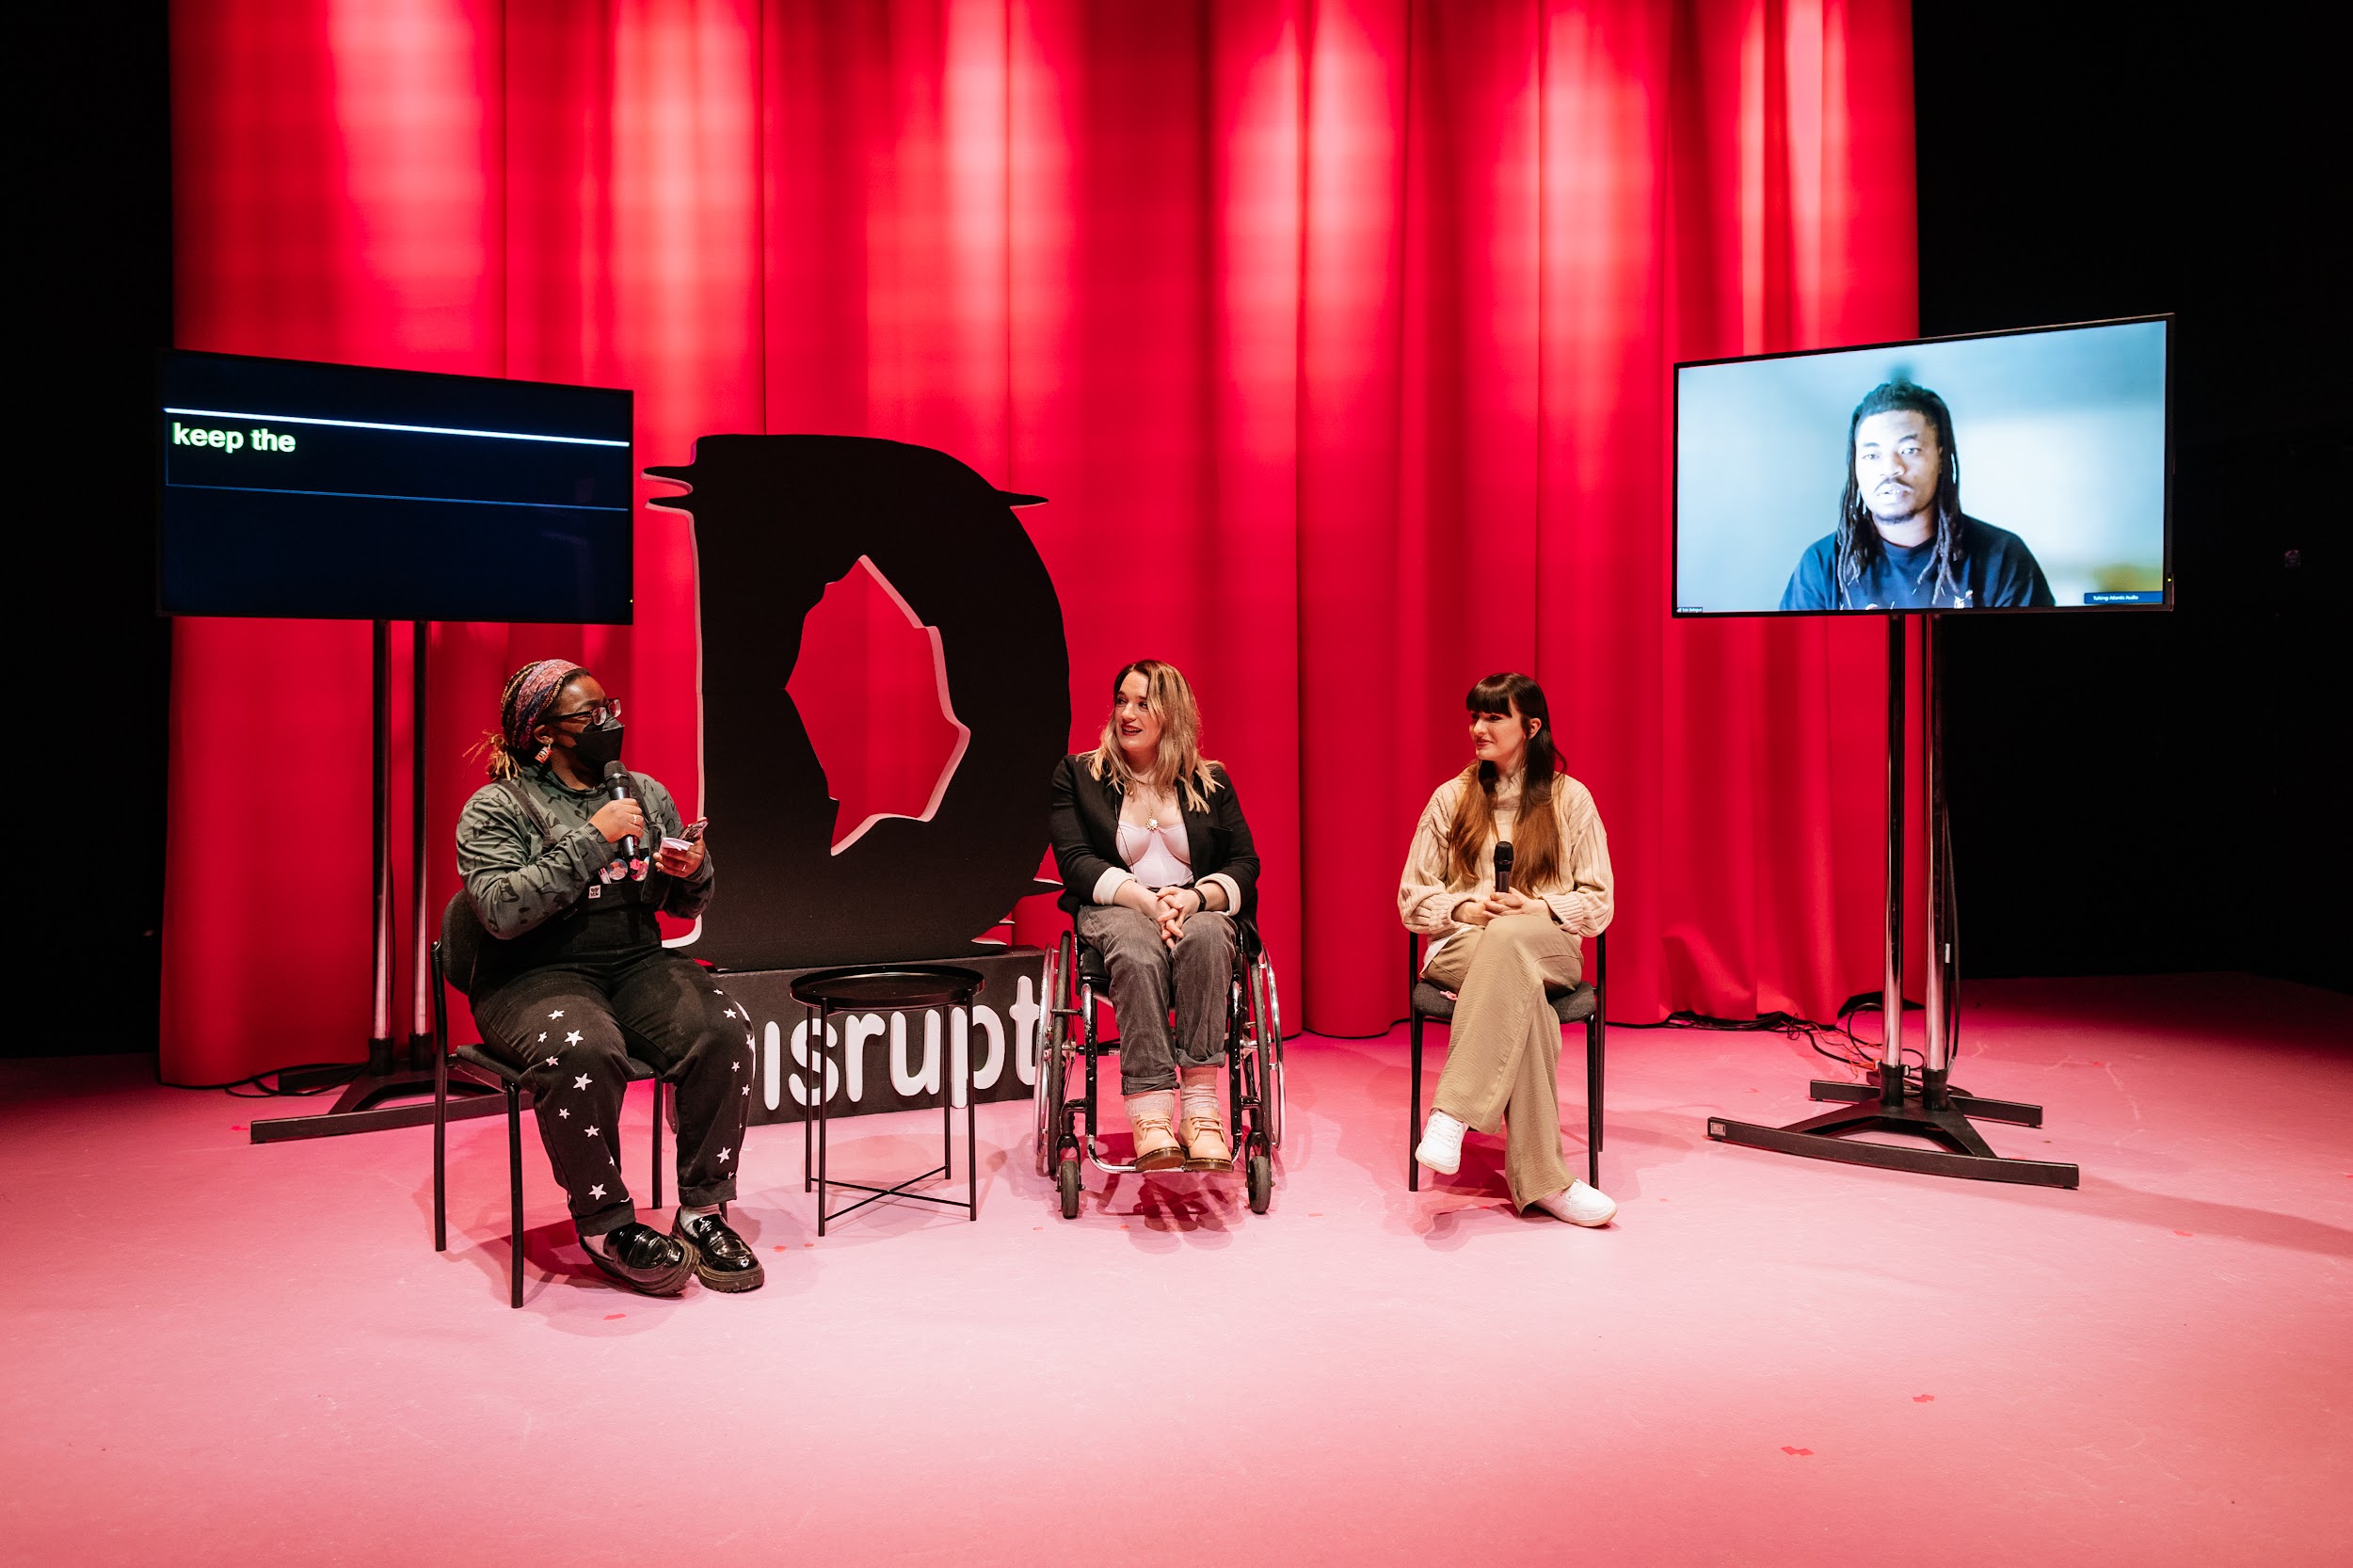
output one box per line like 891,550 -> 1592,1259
712,948 -> 1048,1126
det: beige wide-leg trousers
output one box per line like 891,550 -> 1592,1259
1424,914 -> 1584,1210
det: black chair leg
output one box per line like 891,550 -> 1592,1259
432,1043 -> 449,1254
1407,1012 -> 1423,1192
1594,1016 -> 1606,1155
1593,961 -> 1607,1160
506,1084 -> 525,1309
1591,1007 -> 1609,1176
651,1080 -> 665,1210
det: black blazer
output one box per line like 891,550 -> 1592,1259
1048,753 -> 1260,920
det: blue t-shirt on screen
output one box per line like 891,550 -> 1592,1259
1779,517 -> 2056,611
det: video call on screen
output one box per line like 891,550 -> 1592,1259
1673,318 -> 2169,617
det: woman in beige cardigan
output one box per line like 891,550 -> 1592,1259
1397,672 -> 1619,1225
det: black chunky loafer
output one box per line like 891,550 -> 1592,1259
673,1209 -> 765,1293
587,1222 -> 696,1296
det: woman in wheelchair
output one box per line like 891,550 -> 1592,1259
1398,672 -> 1619,1226
1048,660 -> 1260,1174
455,659 -> 763,1297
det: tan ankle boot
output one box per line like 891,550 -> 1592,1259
1125,1092 -> 1185,1171
1178,1068 -> 1235,1172
1180,1114 -> 1234,1172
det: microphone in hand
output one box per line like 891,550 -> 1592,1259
1493,840 -> 1513,896
602,760 -> 649,881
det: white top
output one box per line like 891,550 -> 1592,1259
1087,775 -> 1245,914
1116,819 -> 1193,889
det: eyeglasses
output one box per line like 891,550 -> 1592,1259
547,699 -> 622,727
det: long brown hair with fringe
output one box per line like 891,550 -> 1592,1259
1445,672 -> 1561,891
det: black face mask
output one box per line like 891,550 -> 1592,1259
570,717 -> 626,773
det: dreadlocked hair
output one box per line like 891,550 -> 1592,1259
1444,672 -> 1562,891
1833,380 -> 1969,608
472,658 -> 587,779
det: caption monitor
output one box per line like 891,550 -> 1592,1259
159,351 -> 633,622
1673,317 -> 2169,616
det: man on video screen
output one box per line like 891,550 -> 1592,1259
1780,381 -> 2055,611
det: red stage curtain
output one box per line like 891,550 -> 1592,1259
164,0 -> 1918,1083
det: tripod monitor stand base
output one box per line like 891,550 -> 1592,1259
247,623 -> 504,1144
250,1036 -> 505,1144
1705,614 -> 2080,1192
1708,1065 -> 2078,1189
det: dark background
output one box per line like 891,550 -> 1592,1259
1915,2 -> 2344,989
22,3 -> 2343,1061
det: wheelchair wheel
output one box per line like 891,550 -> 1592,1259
1251,956 -> 1287,1150
1033,940 -> 1070,1177
1057,1154 -> 1082,1219
1246,1149 -> 1273,1214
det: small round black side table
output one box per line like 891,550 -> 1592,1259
789,965 -> 985,1236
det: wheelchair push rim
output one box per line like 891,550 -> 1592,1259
1249,951 -> 1286,1151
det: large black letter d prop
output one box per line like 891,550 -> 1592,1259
647,436 -> 1070,969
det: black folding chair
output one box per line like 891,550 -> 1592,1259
1406,929 -> 1606,1191
430,894 -> 666,1308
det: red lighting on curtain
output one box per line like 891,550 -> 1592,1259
165,0 -> 1917,1083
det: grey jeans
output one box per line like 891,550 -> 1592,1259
1075,904 -> 1237,1094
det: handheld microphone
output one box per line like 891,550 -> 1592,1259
602,760 -> 649,881
1493,840 -> 1513,895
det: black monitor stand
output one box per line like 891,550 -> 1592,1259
250,620 -> 503,1143
1706,613 -> 2077,1187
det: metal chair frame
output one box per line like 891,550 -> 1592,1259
1033,917 -> 1285,1216
1406,928 -> 1607,1192
430,937 -> 668,1308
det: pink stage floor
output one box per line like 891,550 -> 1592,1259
4,974 -> 2347,1566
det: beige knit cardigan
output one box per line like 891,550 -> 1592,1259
1397,768 -> 1614,970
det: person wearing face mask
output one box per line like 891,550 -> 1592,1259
1398,672 -> 1619,1227
1779,379 -> 2055,611
1048,660 -> 1261,1175
454,659 -> 761,1296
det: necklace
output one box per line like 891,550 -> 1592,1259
1137,782 -> 1172,832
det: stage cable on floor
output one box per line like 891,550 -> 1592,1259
1623,808 -> 1968,1081
1620,1005 -> 1886,1076
163,1064 -> 364,1098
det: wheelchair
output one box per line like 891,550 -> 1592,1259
1032,914 -> 1286,1218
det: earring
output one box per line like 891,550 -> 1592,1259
535,742 -> 552,762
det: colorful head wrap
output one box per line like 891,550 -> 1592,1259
485,658 -> 589,776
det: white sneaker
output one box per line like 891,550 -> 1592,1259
1416,1112 -> 1466,1176
1533,1180 -> 1618,1227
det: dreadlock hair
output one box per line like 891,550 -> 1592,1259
1833,380 -> 1968,608
470,659 -> 588,779
1084,659 -> 1225,813
1445,672 -> 1562,891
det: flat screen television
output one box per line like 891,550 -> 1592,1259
1672,316 -> 2170,616
158,350 -> 634,622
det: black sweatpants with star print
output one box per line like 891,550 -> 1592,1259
473,948 -> 754,1239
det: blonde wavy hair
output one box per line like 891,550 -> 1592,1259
1085,659 -> 1224,812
